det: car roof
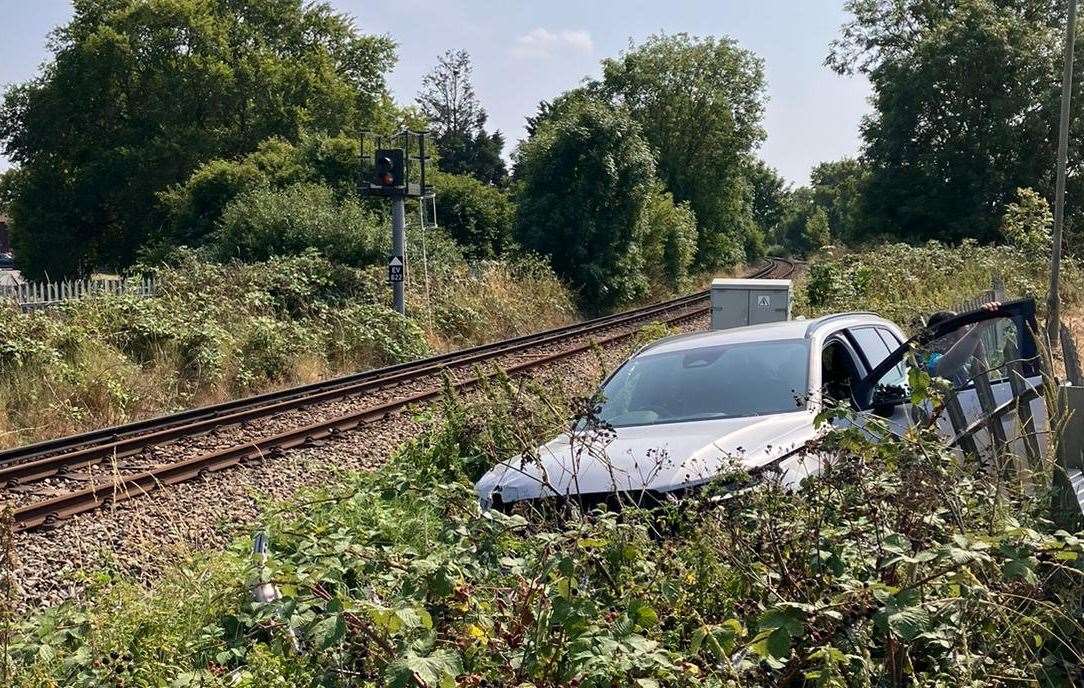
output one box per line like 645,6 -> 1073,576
640,312 -> 898,356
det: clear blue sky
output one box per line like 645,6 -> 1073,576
0,0 -> 870,185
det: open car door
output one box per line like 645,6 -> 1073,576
852,299 -> 1046,459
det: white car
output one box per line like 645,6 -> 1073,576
475,302 -> 1043,509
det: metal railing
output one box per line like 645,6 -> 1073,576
0,276 -> 155,310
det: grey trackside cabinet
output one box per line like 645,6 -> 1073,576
710,278 -> 792,330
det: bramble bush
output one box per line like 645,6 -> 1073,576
5,370 -> 1082,686
796,241 -> 1083,325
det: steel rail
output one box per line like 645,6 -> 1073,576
1,288 -> 717,471
10,257 -> 797,530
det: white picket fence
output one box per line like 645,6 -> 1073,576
0,276 -> 155,310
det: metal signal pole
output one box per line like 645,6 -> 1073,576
1048,0 -> 1078,346
391,197 -> 406,315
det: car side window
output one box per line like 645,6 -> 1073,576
852,326 -> 909,391
875,327 -> 902,349
865,313 -> 1030,407
849,327 -> 893,369
821,337 -> 863,405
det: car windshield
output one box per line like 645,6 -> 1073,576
597,338 -> 810,428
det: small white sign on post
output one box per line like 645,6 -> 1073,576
388,256 -> 404,283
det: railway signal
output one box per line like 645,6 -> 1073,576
374,149 -> 404,188
361,132 -> 432,315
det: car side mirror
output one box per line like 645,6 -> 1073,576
869,385 -> 907,417
871,399 -> 900,418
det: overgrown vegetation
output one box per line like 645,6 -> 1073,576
795,241 -> 1083,326
5,367 -> 1082,686
0,248 -> 574,448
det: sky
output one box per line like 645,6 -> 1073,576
0,0 -> 871,185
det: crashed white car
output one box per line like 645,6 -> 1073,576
475,302 -> 1043,509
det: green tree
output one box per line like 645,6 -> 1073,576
744,159 -> 790,238
0,0 -> 395,278
430,171 -> 515,259
523,89 -> 594,140
638,183 -> 698,291
514,98 -> 655,309
1001,187 -> 1052,256
829,0 -> 1075,244
0,168 -> 18,214
596,33 -> 767,266
808,158 -> 869,245
417,50 -> 507,185
803,206 -> 832,253
772,187 -> 817,256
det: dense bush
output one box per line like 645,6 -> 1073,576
796,241 -> 1082,325
322,304 -> 429,369
429,171 -> 516,259
158,158 -> 270,247
213,184 -> 385,266
1001,187 -> 1053,256
159,134 -> 374,248
7,371 -> 1082,686
638,184 -> 698,292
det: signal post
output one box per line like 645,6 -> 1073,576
364,132 -> 430,316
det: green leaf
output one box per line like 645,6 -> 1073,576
629,600 -> 659,629
766,625 -> 793,659
311,613 -> 346,650
751,605 -> 805,667
889,607 -> 930,641
908,365 -> 931,405
556,576 -> 572,599
758,604 -> 805,636
1003,557 -> 1039,585
875,605 -> 930,642
386,648 -> 463,688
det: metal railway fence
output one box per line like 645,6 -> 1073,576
933,278 -> 1084,525
0,276 -> 155,310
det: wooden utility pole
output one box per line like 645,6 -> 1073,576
1047,0 -> 1078,346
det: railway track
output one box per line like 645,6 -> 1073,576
5,257 -> 797,531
